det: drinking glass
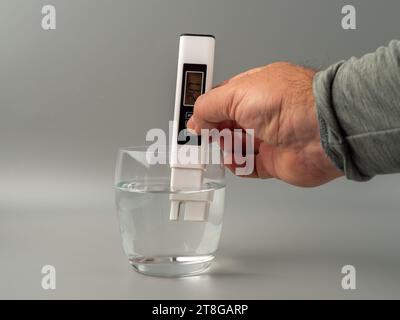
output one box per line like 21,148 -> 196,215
114,145 -> 225,277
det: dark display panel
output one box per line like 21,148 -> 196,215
177,63 -> 207,145
184,71 -> 203,106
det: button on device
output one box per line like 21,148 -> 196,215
185,111 -> 193,119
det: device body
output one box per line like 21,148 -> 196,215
169,34 -> 215,221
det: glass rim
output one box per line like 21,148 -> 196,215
118,145 -> 165,153
118,144 -> 223,153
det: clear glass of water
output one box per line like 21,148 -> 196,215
114,146 -> 225,277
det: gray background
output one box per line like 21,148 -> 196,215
1,0 -> 400,299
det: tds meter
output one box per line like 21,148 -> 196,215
170,34 -> 215,222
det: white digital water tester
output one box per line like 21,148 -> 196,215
169,34 -> 215,222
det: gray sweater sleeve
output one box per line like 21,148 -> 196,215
313,40 -> 400,181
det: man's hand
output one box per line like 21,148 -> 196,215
187,62 -> 343,187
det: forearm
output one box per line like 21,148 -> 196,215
313,40 -> 400,181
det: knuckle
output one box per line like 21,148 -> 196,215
195,93 -> 206,106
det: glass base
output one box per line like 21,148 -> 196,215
129,255 -> 214,277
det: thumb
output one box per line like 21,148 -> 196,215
187,84 -> 235,134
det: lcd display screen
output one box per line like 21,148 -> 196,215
184,71 -> 204,106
